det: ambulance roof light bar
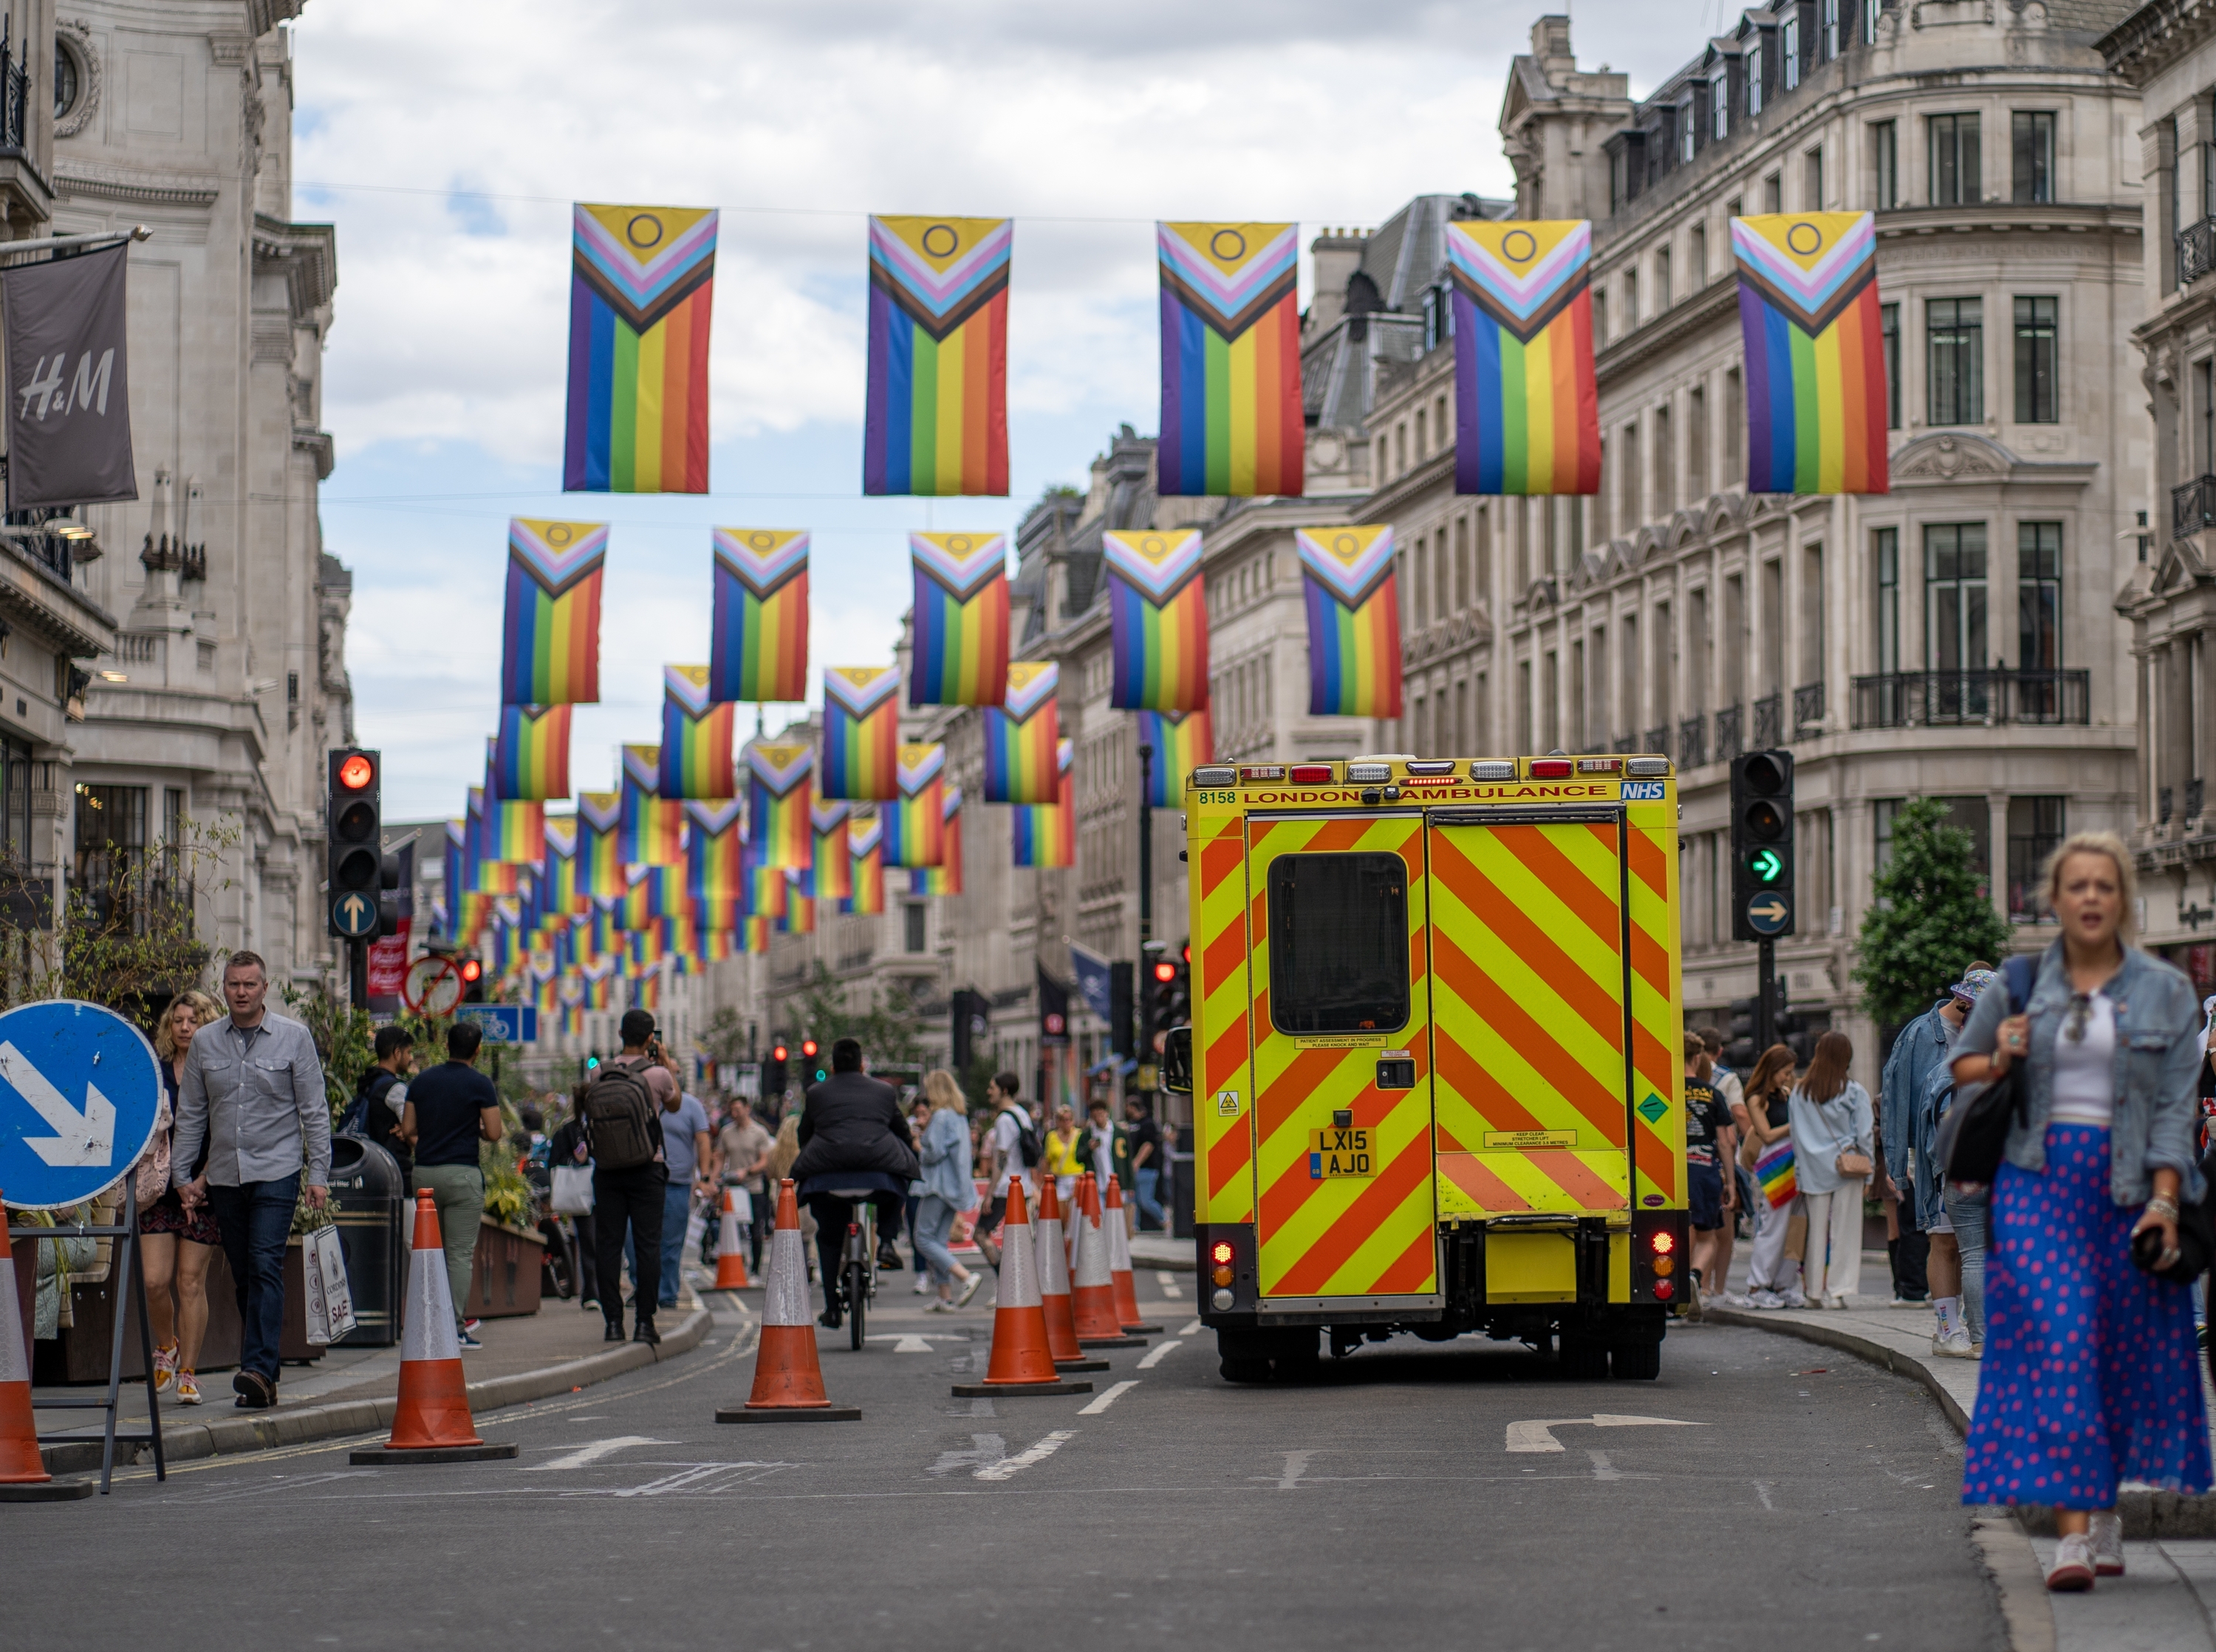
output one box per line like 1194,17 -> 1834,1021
1471,761 -> 1516,781
1191,766 -> 1237,788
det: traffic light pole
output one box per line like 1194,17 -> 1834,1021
1757,937 -> 1776,1057
1136,743 -> 1154,1088
348,937 -> 369,1011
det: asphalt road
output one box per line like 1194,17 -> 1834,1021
1,1274 -> 2005,1652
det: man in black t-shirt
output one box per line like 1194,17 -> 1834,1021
1682,1031 -> 1737,1308
402,1021 -> 504,1347
1124,1097 -> 1164,1231
352,1026 -> 416,1187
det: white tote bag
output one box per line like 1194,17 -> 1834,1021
550,1163 -> 595,1214
302,1223 -> 357,1345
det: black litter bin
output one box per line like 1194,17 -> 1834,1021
327,1134 -> 407,1346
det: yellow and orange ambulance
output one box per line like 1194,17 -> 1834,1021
1164,752 -> 1688,1382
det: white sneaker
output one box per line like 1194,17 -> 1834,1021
2045,1532 -> 2096,1591
1822,1292 -> 1848,1310
1720,1292 -> 1755,1308
1779,1287 -> 1810,1309
912,1277 -> 931,1295
2090,1512 -> 2124,1577
1932,1329 -> 1977,1359
1888,1296 -> 1926,1309
1748,1289 -> 1784,1309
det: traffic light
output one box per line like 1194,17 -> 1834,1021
1151,944 -> 1191,1040
951,990 -> 990,1072
765,1042 -> 788,1097
458,954 -> 485,1003
801,1036 -> 826,1086
326,748 -> 399,941
1729,749 -> 1796,942
1109,962 -> 1135,1059
1726,997 -> 1758,1069
1776,1010 -> 1814,1066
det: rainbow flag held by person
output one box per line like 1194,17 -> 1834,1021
782,867 -> 817,935
1446,220 -> 1601,496
882,744 -> 945,868
820,665 -> 902,800
909,533 -> 1008,707
846,815 -> 886,915
1755,1141 -> 1799,1210
911,787 -> 963,897
1732,212 -> 1889,495
1135,708 -> 1214,806
1104,529 -> 1209,710
1156,222 -> 1303,497
745,741 -> 813,868
502,518 -> 606,705
813,800 -> 852,902
659,665 -> 736,799
620,744 -> 685,866
1011,738 -> 1075,868
864,215 -> 1011,497
982,662 -> 1059,804
565,204 -> 717,493
1295,525 -> 1403,719
709,528 -> 810,705
490,703 -> 572,801
575,791 -> 626,896
685,798 -> 745,901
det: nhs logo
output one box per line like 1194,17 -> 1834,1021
1621,781 -> 1666,801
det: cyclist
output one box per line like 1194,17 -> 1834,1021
791,1038 -> 919,1329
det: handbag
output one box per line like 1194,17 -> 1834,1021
1938,955 -> 2039,1187
301,1222 -> 358,1345
1836,1151 -> 1874,1179
550,1162 -> 595,1214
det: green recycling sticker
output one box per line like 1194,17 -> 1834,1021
1636,1092 -> 1669,1125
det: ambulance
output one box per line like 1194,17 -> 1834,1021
1162,753 -> 1689,1383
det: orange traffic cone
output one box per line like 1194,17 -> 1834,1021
712,1187 -> 753,1290
1103,1176 -> 1164,1334
719,1179 -> 860,1422
1033,1176 -> 1106,1372
952,1181 -> 1092,1398
1073,1174 -> 1146,1347
0,1194 -> 89,1500
351,1191 -> 518,1463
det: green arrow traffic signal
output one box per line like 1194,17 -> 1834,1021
1747,847 -> 1784,883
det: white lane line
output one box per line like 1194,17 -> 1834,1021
929,1433 -> 1006,1476
1135,1340 -> 1182,1370
1275,1450 -> 1316,1490
1155,1270 -> 1184,1299
1754,1481 -> 1776,1510
974,1430 -> 1076,1481
1180,1319 -> 1203,1335
1587,1450 -> 1620,1481
526,1436 -> 679,1472
1078,1380 -> 1140,1415
1506,1413 -> 1706,1453
866,1333 -> 968,1353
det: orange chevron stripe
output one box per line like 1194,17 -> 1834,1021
1428,967 -> 1549,1137
1309,818 -> 1374,854
1497,823 -> 1618,951
1208,1120 -> 1254,1198
1628,829 -> 1668,899
1204,922 -> 1246,992
1527,1150 -> 1629,1209
1629,921 -> 1671,998
1249,886 -> 1268,949
1435,846 -> 1621,1048
1269,1135 -> 1434,1295
1204,1018 -> 1248,1086
1635,1125 -> 1680,1202
1374,1224 -> 1438,1293
1440,1153 -> 1533,1211
1435,940 -> 1625,1143
1630,1022 -> 1675,1103
1201,831 -> 1242,899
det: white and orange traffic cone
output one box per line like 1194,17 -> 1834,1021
712,1187 -> 753,1291
1073,1174 -> 1146,1348
350,1190 -> 519,1464
1033,1176 -> 1106,1371
719,1179 -> 860,1423
953,1181 -> 1092,1399
0,1196 -> 89,1501
1102,1176 -> 1163,1334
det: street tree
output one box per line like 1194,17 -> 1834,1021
788,961 -> 924,1068
1851,795 -> 2011,1028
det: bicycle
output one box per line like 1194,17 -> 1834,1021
840,1197 -> 877,1351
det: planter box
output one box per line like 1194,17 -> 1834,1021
461,1219 -> 544,1320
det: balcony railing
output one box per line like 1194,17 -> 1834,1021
1850,668 -> 2090,728
1613,730 -> 1638,755
1752,692 -> 1785,749
2182,215 -> 2216,287
2192,777 -> 2209,820
1714,702 -> 1744,764
2178,474 -> 2216,541
0,17 -> 27,157
1641,726 -> 1669,758
1793,681 -> 1826,733
1678,714 -> 1708,770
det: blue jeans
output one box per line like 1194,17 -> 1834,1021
914,1193 -> 962,1287
208,1173 -> 299,1384
1945,1184 -> 1990,1342
1133,1167 -> 1163,1229
657,1179 -> 691,1308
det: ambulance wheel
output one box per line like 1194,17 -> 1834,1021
1610,1340 -> 1662,1380
1271,1330 -> 1321,1382
1558,1335 -> 1609,1381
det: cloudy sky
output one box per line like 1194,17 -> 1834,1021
291,0 -> 1694,819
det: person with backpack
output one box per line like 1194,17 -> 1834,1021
582,1009 -> 677,1345
972,1072 -> 1039,1267
791,1038 -> 920,1329
342,1026 -> 417,1189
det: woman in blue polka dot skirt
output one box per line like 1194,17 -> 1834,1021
1950,832 -> 2211,1592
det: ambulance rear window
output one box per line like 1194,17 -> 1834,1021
1266,853 -> 1409,1034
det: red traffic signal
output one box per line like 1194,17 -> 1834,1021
337,753 -> 375,791
771,1043 -> 788,1062
458,958 -> 482,984
1152,960 -> 1177,984
800,1038 -> 819,1058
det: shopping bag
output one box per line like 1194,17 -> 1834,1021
550,1163 -> 595,1214
1754,1141 -> 1798,1210
730,1186 -> 752,1226
305,1222 -> 356,1343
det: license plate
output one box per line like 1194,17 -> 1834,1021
1308,1126 -> 1374,1179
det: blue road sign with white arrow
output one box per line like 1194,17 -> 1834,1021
330,889 -> 379,939
0,999 -> 163,1210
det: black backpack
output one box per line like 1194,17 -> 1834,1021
582,1059 -> 664,1171
338,1069 -> 398,1138
999,1107 -> 1041,1169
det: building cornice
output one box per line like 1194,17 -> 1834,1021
2099,0 -> 2216,84
252,215 -> 337,324
54,163 -> 219,210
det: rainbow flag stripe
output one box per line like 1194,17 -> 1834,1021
502,519 -> 606,705
846,815 -> 886,915
542,816 -> 587,916
909,533 -> 1009,707
1135,708 -> 1214,807
864,216 -> 1010,497
685,798 -> 745,902
737,915 -> 770,955
620,744 -> 685,866
658,665 -> 736,799
813,801 -> 852,902
1446,221 -> 1601,496
912,788 -> 963,896
575,791 -> 626,897
1733,213 -> 1889,495
1104,529 -> 1209,710
477,789 -> 547,865
1296,525 -> 1404,719
821,666 -> 901,801
982,662 -> 1059,804
745,741 -> 813,868
883,744 -> 945,868
490,703 -> 572,801
1011,739 -> 1075,868
565,204 -> 716,493
1755,1141 -> 1799,1210
1157,223 -> 1303,498
782,868 -> 818,935
709,529 -> 810,705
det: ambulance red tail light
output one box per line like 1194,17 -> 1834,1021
1651,1278 -> 1675,1301
1650,1230 -> 1675,1255
1210,1238 -> 1236,1288
1288,765 -> 1333,784
1528,759 -> 1573,778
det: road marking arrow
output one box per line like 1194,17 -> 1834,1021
1505,1413 -> 1706,1453
866,1332 -> 968,1354
525,1436 -> 677,1472
0,1040 -> 115,1167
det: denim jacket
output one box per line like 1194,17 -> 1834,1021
916,1107 -> 974,1207
1881,999 -> 1953,1230
1954,941 -> 2206,1206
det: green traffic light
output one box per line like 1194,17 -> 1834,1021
1748,847 -> 1785,883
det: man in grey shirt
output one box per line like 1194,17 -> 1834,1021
172,950 -> 329,1409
